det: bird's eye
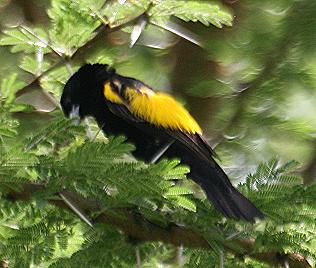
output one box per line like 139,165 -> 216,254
110,81 -> 122,94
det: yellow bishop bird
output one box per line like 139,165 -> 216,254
61,64 -> 264,222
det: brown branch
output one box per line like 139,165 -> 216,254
7,183 -> 311,268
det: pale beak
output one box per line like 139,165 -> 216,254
69,105 -> 81,125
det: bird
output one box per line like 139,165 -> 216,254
60,63 -> 264,222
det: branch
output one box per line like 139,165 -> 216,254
7,183 -> 311,268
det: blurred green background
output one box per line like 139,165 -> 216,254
1,0 -> 315,185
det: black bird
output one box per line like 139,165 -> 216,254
61,64 -> 264,222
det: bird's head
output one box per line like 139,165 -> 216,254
61,64 -> 115,119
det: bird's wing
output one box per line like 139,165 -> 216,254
124,87 -> 202,134
166,130 -> 217,164
103,82 -> 217,165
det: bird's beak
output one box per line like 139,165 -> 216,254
69,105 -> 81,125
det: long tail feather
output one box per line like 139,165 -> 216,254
167,143 -> 264,222
192,163 -> 264,222
201,181 -> 264,222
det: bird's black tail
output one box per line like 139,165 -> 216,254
191,162 -> 264,222
202,180 -> 264,222
166,140 -> 264,222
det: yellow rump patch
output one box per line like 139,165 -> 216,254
125,87 -> 202,134
103,82 -> 124,104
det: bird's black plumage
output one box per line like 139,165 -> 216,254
61,64 -> 264,222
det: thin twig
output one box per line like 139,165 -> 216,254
59,192 -> 93,227
135,246 -> 142,268
20,25 -> 63,57
175,245 -> 184,266
220,250 -> 225,268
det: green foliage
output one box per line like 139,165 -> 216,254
0,112 -> 19,140
48,0 -> 101,55
1,113 -> 316,266
1,73 -> 25,105
102,0 -> 151,27
0,0 -> 315,267
150,0 -> 232,27
0,27 -> 50,54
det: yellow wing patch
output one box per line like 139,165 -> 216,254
125,87 -> 202,134
104,82 -> 124,104
103,82 -> 202,134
